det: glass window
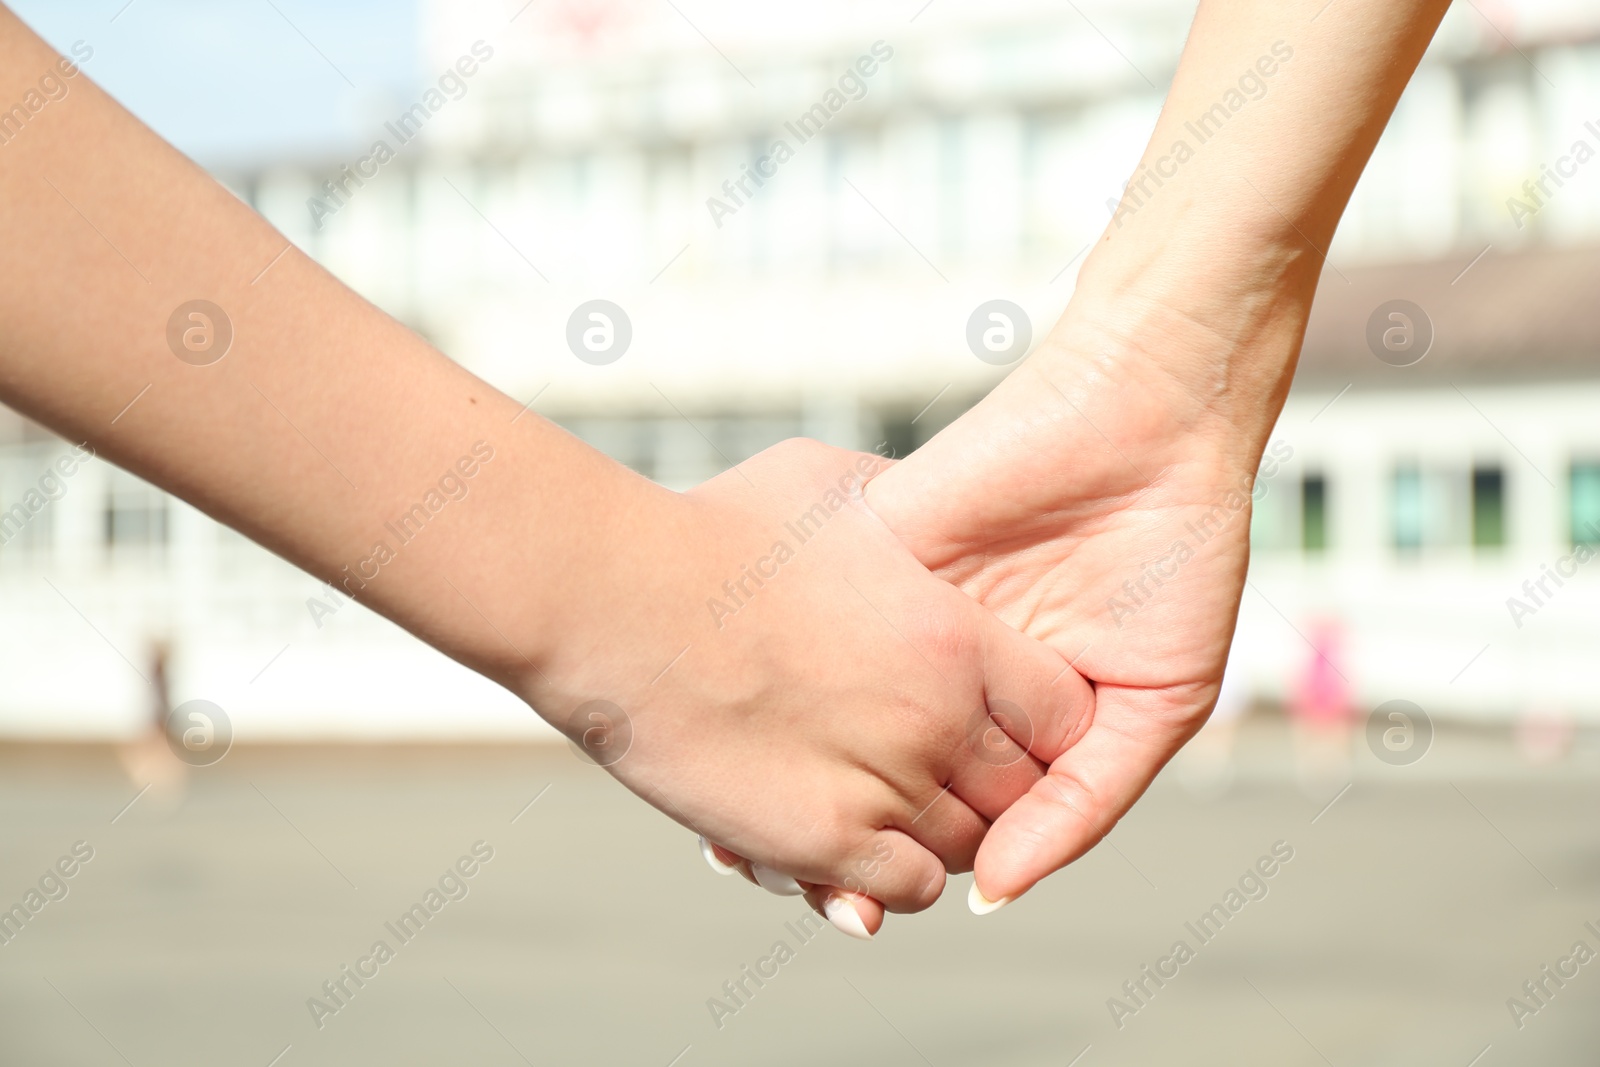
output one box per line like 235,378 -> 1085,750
1392,465 -> 1469,553
1248,471 -> 1295,551
104,469 -> 168,556
1301,473 -> 1328,553
1571,461 -> 1600,546
1393,466 -> 1424,552
1471,466 -> 1505,549
0,445 -> 64,560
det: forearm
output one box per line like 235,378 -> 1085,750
1065,0 -> 1450,441
0,9 -> 652,700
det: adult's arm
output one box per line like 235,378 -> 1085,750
866,0 -> 1452,908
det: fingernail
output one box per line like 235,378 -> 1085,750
698,836 -> 738,876
822,894 -> 873,941
751,863 -> 805,896
968,882 -> 1012,915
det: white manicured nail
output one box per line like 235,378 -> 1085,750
698,836 -> 738,876
823,894 -> 873,941
751,863 -> 804,896
968,882 -> 1012,915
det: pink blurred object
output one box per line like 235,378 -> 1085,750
1515,702 -> 1576,765
1291,620 -> 1351,725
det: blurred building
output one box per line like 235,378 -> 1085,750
3,0 -> 1599,736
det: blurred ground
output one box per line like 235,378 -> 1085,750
1,715 -> 1597,1067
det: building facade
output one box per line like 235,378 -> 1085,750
2,0 -> 1598,735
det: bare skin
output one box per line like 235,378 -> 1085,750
0,6 -> 1094,926
719,0 -> 1452,923
0,0 -> 1454,932
870,0 -> 1453,905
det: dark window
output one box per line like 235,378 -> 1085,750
1471,466 -> 1505,548
104,472 -> 168,554
1301,474 -> 1327,553
879,416 -> 917,462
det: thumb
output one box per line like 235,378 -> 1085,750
972,686 -> 1205,908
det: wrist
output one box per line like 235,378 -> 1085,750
504,474 -> 688,715
1045,231 -> 1320,457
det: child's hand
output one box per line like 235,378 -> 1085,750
519,439 -> 1093,917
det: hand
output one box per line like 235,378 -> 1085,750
524,438 -> 1093,922
864,290 -> 1283,907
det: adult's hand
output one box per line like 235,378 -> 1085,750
710,0 -> 1451,920
865,292 -> 1269,906
869,0 -> 1451,907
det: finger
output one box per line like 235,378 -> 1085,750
700,836 -> 759,886
699,836 -> 747,877
972,687 -> 1204,908
976,608 -> 1096,766
836,828 -> 947,913
698,836 -> 810,896
891,783 -> 991,874
804,886 -> 883,941
938,604 -> 1088,823
703,839 -> 888,936
751,862 -> 805,896
947,709 -> 1047,823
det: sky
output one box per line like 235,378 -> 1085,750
10,0 -> 422,168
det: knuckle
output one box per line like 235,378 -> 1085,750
900,603 -> 977,672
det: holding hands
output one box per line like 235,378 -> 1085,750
0,0 -> 1451,937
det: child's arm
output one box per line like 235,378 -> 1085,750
0,6 -> 1092,921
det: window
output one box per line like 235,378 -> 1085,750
0,446 -> 63,559
1571,461 -> 1600,546
1471,466 -> 1506,549
1393,467 -> 1424,552
1301,473 -> 1328,553
1392,465 -> 1469,553
104,469 -> 168,557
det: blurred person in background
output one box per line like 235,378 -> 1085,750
1288,619 -> 1353,797
1516,699 -> 1577,765
113,638 -> 189,809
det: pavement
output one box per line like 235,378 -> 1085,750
0,717 -> 1597,1066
